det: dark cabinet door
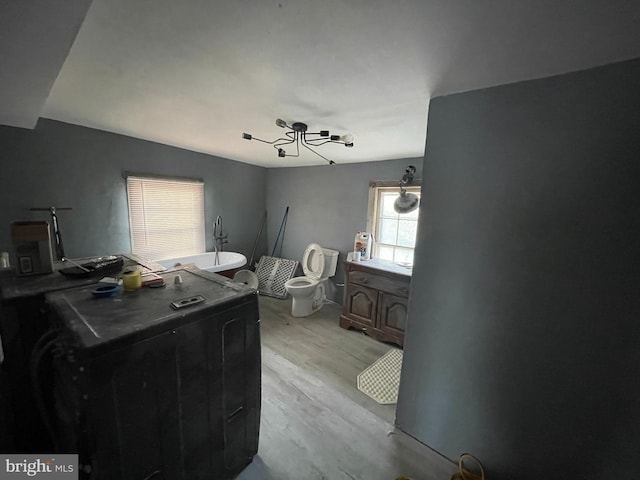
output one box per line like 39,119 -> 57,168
378,291 -> 408,340
345,284 -> 378,328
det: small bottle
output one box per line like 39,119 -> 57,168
0,251 -> 9,269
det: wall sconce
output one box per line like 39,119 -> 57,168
394,166 -> 419,214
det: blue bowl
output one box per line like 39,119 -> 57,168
91,284 -> 123,298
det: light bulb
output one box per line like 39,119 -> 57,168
275,119 -> 287,128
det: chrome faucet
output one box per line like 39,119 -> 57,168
213,216 -> 228,265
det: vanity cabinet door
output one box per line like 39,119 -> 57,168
378,292 -> 408,344
344,283 -> 378,328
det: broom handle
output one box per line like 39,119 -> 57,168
31,206 -> 72,260
271,206 -> 289,257
249,210 -> 267,267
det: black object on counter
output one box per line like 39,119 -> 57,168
58,255 -> 124,278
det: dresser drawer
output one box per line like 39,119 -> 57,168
347,271 -> 410,297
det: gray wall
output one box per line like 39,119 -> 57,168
396,58 -> 640,479
0,119 -> 268,262
266,159 -> 423,303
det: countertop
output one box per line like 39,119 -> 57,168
347,257 -> 412,277
46,266 -> 256,355
0,253 -> 165,303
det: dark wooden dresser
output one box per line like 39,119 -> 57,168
340,259 -> 412,347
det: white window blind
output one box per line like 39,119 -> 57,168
126,175 -> 205,260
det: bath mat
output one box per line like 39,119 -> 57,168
357,348 -> 403,404
255,256 -> 298,298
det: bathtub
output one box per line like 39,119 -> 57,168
155,251 -> 247,277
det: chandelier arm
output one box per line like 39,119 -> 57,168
302,139 -> 335,146
274,131 -> 301,157
273,137 -> 296,148
281,138 -> 301,157
275,129 -> 299,148
292,131 -> 300,156
304,131 -> 329,137
252,136 -> 293,145
303,133 -> 327,142
301,142 -> 336,165
305,138 -> 351,148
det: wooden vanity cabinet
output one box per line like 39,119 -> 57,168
340,260 -> 410,347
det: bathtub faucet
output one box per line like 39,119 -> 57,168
213,216 -> 228,265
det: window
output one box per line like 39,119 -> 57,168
368,184 -> 421,265
126,174 -> 205,260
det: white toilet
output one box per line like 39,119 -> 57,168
284,243 -> 339,317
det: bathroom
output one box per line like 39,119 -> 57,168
4,2 -> 640,476
5,61 -> 640,480
0,119 -> 421,302
0,115 -> 427,480
0,118 -> 424,476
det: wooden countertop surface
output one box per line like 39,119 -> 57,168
346,257 -> 412,278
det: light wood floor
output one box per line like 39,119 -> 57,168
236,295 -> 454,480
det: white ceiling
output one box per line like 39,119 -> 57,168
3,1 -> 640,167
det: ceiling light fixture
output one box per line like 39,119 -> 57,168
242,119 -> 353,165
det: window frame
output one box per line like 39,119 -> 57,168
125,172 -> 206,261
366,179 -> 421,265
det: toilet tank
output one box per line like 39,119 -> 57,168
321,247 -> 339,278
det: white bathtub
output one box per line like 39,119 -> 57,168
155,251 -> 247,274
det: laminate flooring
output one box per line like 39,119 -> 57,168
236,295 -> 454,480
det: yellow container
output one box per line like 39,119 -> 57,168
122,268 -> 142,291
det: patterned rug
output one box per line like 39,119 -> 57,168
357,348 -> 403,404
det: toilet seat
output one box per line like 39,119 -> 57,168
302,243 -> 325,280
287,277 -> 317,288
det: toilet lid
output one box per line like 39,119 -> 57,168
302,243 -> 324,280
